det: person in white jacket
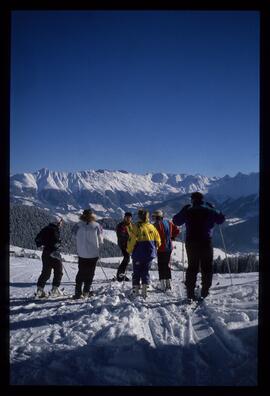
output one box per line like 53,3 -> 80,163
72,209 -> 103,299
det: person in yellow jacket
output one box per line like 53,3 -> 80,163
127,208 -> 161,298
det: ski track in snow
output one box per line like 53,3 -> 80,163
9,256 -> 258,386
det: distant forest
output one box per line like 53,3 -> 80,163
10,204 -> 120,257
10,204 -> 259,273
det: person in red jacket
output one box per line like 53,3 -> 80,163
152,210 -> 180,291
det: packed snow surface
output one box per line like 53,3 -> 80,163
10,255 -> 258,386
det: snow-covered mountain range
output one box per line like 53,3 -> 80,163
10,168 -> 259,219
10,168 -> 259,252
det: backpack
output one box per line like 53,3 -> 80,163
162,220 -> 173,252
35,227 -> 49,247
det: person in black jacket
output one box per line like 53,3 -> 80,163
35,217 -> 64,297
115,212 -> 133,281
173,192 -> 225,301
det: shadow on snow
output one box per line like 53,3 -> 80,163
10,328 -> 257,386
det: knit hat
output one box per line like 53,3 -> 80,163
124,212 -> 133,217
152,209 -> 164,218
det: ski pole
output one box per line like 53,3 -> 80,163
98,259 -> 111,286
121,266 -> 128,291
219,225 -> 233,286
181,225 -> 186,283
62,261 -> 71,282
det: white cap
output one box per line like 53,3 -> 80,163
152,210 -> 164,218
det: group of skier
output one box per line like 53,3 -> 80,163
35,209 -> 103,299
115,209 -> 180,298
35,191 -> 225,302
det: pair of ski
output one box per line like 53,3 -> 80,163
93,276 -> 130,285
110,276 -> 131,282
33,287 -> 67,300
181,296 -> 206,314
125,293 -> 204,310
33,291 -> 95,301
151,285 -> 174,294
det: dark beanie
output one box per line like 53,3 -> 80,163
137,208 -> 149,222
191,192 -> 204,202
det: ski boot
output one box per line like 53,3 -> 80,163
82,291 -> 94,298
50,286 -> 63,297
160,279 -> 166,291
186,289 -> 196,304
201,287 -> 209,299
36,287 -> 46,298
165,279 -> 172,290
117,273 -> 130,282
131,285 -> 139,297
142,284 -> 148,299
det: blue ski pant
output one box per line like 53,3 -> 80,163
132,260 -> 152,286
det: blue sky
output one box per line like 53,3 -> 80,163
10,10 -> 259,177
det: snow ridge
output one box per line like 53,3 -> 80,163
11,168 -> 258,197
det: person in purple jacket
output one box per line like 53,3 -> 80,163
173,192 -> 225,301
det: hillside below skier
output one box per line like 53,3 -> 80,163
173,192 -> 225,301
35,216 -> 64,297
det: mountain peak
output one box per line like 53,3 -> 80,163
10,168 -> 259,218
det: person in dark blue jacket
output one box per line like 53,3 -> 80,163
35,217 -> 64,297
115,212 -> 133,281
173,192 -> 225,300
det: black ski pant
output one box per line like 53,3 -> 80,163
157,251 -> 172,280
37,252 -> 63,288
185,240 -> 213,297
117,248 -> 130,277
75,257 -> 98,295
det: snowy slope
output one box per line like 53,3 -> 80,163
10,235 -> 232,267
102,229 -> 118,245
10,254 -> 258,386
